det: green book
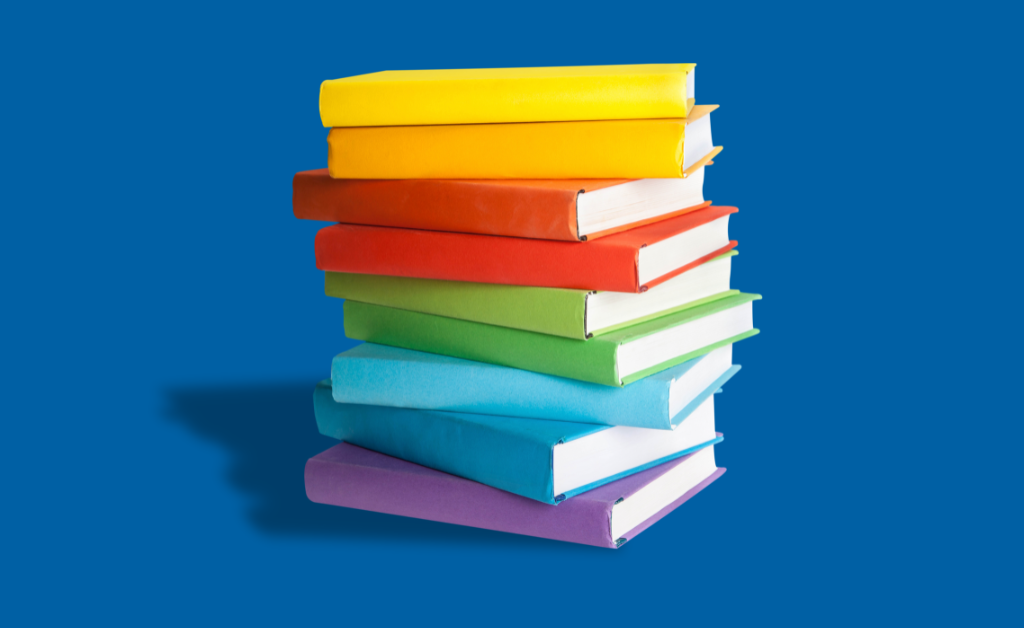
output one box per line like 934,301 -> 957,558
327,250 -> 739,340
344,292 -> 761,387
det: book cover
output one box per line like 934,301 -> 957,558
331,343 -> 741,430
343,293 -> 760,386
326,107 -> 720,179
324,250 -> 738,339
293,168 -> 712,242
319,64 -> 696,127
305,442 -> 726,549
313,380 -> 722,504
315,205 -> 738,293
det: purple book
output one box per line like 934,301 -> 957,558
305,439 -> 726,549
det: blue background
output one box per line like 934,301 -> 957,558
3,1 -> 1020,625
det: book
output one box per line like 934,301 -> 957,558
313,379 -> 722,504
331,343 -> 740,430
318,64 -> 696,127
327,106 -> 720,180
305,441 -> 725,549
293,166 -> 712,242
343,292 -> 760,386
326,251 -> 737,339
316,205 -> 738,293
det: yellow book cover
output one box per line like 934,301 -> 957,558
320,64 -> 696,127
327,105 -> 720,180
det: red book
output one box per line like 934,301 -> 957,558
315,205 -> 738,292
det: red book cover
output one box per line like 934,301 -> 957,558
293,169 -> 712,242
314,205 -> 738,292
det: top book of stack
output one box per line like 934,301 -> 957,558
318,65 -> 719,180
319,64 -> 697,127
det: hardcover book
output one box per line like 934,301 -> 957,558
326,251 -> 737,339
319,63 -> 697,127
293,166 -> 712,241
315,205 -> 738,293
331,343 -> 740,430
326,106 -> 720,180
342,292 -> 760,386
305,441 -> 725,549
313,380 -> 722,504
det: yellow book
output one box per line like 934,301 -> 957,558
327,105 -> 721,180
320,64 -> 696,127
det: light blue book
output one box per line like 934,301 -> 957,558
314,380 -> 722,505
331,343 -> 740,430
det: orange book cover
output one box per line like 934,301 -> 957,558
314,205 -> 738,293
293,169 -> 711,242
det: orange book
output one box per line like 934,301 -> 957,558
294,166 -> 713,242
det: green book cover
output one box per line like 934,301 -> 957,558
327,271 -> 587,338
327,250 -> 739,340
343,292 -> 760,387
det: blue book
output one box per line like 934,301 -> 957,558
313,380 -> 722,504
330,343 -> 740,430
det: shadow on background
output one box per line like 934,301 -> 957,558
163,383 -> 594,551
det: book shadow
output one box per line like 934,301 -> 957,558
163,382 -> 596,552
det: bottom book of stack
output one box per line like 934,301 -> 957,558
305,440 -> 724,549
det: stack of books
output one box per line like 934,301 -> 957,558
293,64 -> 760,548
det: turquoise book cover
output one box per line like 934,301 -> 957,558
331,343 -> 741,429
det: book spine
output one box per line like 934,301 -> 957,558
293,170 -> 582,241
326,118 -> 688,179
325,272 -> 588,339
313,381 -> 559,503
304,446 -> 616,548
318,71 -> 689,127
343,301 -> 622,387
315,223 -> 640,292
330,345 -> 672,427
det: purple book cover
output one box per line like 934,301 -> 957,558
305,439 -> 726,549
